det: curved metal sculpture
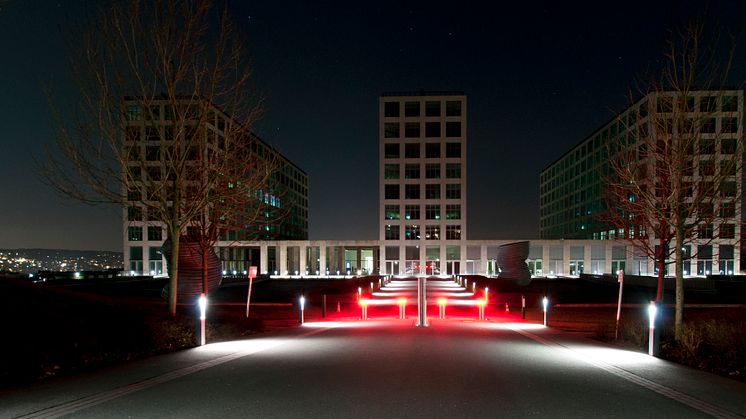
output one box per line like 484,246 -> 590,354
162,237 -> 223,301
496,241 -> 531,285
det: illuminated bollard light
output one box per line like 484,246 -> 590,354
505,303 -> 509,312
398,297 -> 407,319
477,299 -> 486,321
542,296 -> 549,326
648,301 -> 660,356
472,282 -> 476,292
521,295 -> 526,320
484,287 -> 489,304
370,281 -> 374,291
337,301 -> 341,312
360,299 -> 369,320
358,286 -> 362,299
437,298 -> 447,319
299,295 -> 306,324
198,293 -> 207,346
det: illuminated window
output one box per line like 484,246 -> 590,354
446,225 -> 461,240
126,105 -> 141,121
385,205 -> 400,220
425,225 -> 440,240
405,205 -> 420,220
405,225 -> 420,240
385,225 -> 400,240
128,226 -> 143,241
445,204 -> 461,220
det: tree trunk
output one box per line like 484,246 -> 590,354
168,230 -> 179,316
656,236 -> 665,302
202,243 -> 209,295
674,228 -> 685,341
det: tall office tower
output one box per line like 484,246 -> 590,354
540,90 -> 743,275
379,91 -> 467,275
122,97 -> 308,276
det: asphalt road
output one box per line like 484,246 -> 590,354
2,316 -> 745,419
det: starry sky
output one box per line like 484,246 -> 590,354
1,0 -> 745,251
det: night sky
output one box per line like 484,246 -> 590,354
1,1 -> 745,251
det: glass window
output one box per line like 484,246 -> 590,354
700,96 -> 717,112
145,146 -> 160,161
425,101 -> 440,117
425,163 -> 440,179
446,184 -> 461,199
445,204 -> 461,220
385,225 -> 400,240
720,160 -> 736,176
404,184 -> 420,199
446,163 -> 461,179
385,164 -> 400,179
701,118 -> 716,133
425,143 -> 440,158
720,201 -> 736,217
446,142 -> 461,158
128,226 -> 143,241
720,224 -> 735,239
405,164 -> 420,179
446,121 -> 461,137
405,101 -> 420,117
384,102 -> 400,117
446,225 -> 461,240
405,122 -> 420,138
722,96 -> 738,112
148,226 -> 162,241
721,117 -> 738,133
130,246 -> 143,260
699,160 -> 715,176
425,225 -> 440,240
405,205 -> 420,220
405,225 -> 420,240
425,122 -> 441,137
721,181 -> 737,197
721,138 -> 737,154
385,205 -> 400,220
127,206 -> 142,222
385,184 -> 400,199
384,143 -> 400,158
385,123 -> 400,138
698,223 -> 714,239
405,143 -> 420,158
425,184 -> 440,199
126,105 -> 141,121
446,101 -> 461,116
425,204 -> 440,220
148,246 -> 162,260
699,139 -> 715,154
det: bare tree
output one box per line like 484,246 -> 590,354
604,22 -> 742,340
43,0 -> 263,316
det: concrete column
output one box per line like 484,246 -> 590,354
399,243 -> 406,275
260,244 -> 268,275
605,243 -> 613,275
279,244 -> 288,276
419,244 -> 426,275
379,244 -> 386,275
299,244 -> 307,276
319,245 -> 327,275
439,244 -> 447,275
562,242 -> 571,275
480,245 -> 488,276
583,243 -> 592,275
460,243 -> 467,276
542,244 -> 551,276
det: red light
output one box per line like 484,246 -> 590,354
359,299 -> 369,306
397,298 -> 407,305
437,297 -> 447,306
477,299 -> 487,306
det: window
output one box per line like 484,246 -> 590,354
425,225 -> 440,240
385,205 -> 400,220
425,204 -> 440,220
146,146 -> 160,161
656,96 -> 672,113
425,101 -> 440,117
384,102 -> 399,117
699,139 -> 715,154
445,204 -> 461,220
446,142 -> 461,158
425,184 -> 440,199
698,223 -> 714,239
446,163 -> 461,179
404,184 -> 420,199
720,201 -> 736,217
385,164 -> 400,179
721,117 -> 738,133
446,121 -> 461,137
141,224 -> 161,241
404,164 -> 420,179
384,143 -> 400,158
385,123 -> 400,138
446,184 -> 461,199
128,226 -> 143,241
699,160 -> 715,176
146,166 -> 161,181
126,105 -> 141,121
721,160 -> 736,176
405,225 -> 420,240
146,127 -> 160,142
385,184 -> 400,199
404,143 -> 420,158
405,101 -> 420,117
722,96 -> 738,112
698,202 -> 713,218
425,143 -> 440,158
721,138 -> 737,154
130,246 -> 143,260
721,181 -> 736,197
720,224 -> 735,239
446,101 -> 461,116
405,122 -> 420,138
385,225 -> 400,240
127,206 -> 142,222
425,163 -> 440,179
446,225 -> 461,240
700,96 -> 717,112
425,122 -> 441,137
405,205 -> 420,220
148,246 -> 162,260
701,118 -> 716,133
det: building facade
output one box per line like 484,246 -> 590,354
540,90 -> 744,275
122,98 -> 308,276
378,91 -> 468,275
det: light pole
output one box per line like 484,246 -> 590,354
198,293 -> 207,346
